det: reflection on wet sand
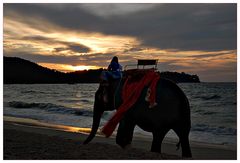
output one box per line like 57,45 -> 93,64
4,116 -> 93,135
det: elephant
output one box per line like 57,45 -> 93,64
83,70 -> 192,158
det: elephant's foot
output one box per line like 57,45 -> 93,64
182,156 -> 193,160
117,141 -> 131,149
151,148 -> 161,154
182,152 -> 192,158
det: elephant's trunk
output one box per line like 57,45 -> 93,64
83,103 -> 103,144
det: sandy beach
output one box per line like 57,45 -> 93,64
3,117 -> 237,160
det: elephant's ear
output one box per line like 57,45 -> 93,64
97,86 -> 109,105
103,91 -> 108,104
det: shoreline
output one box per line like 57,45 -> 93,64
4,116 -> 236,150
3,116 -> 237,160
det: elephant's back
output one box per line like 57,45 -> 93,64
156,77 -> 190,121
157,78 -> 188,101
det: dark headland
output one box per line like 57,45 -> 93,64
3,56 -> 200,84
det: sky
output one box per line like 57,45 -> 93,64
3,3 -> 237,82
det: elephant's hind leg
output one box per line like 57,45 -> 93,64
173,127 -> 192,158
151,129 -> 169,153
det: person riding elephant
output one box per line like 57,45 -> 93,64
101,56 -> 122,109
101,56 -> 122,82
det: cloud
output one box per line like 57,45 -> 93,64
67,43 -> 91,53
4,3 -> 237,51
189,51 -> 235,59
52,43 -> 91,53
21,35 -> 92,53
78,4 -> 157,18
4,50 -> 116,67
23,35 -> 50,41
4,51 -> 82,65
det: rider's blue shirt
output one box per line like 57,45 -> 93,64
101,61 -> 122,80
108,62 -> 122,71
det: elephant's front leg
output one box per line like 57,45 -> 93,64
116,117 -> 135,148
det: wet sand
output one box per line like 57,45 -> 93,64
3,118 -> 237,160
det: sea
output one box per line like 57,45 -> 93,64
3,82 -> 237,148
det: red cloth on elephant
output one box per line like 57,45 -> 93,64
101,69 -> 160,137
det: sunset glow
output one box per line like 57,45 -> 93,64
38,63 -> 100,72
3,4 -> 237,81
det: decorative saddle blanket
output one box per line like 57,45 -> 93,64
102,69 -> 160,137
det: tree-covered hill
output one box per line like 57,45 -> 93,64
4,56 -> 200,84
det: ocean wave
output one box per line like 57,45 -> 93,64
74,110 -> 93,116
195,110 -> 218,115
192,124 -> 236,136
80,99 -> 90,103
194,95 -> 221,100
7,101 -> 93,117
58,99 -> 90,103
21,90 -> 47,94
